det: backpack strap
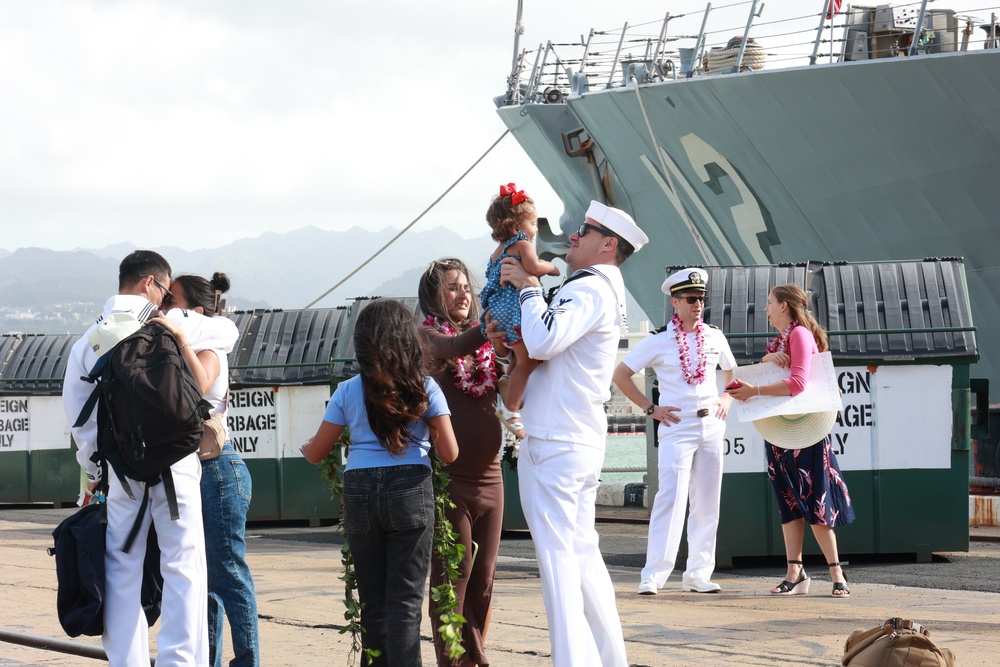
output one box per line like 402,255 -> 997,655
160,467 -> 181,521
122,484 -> 151,554
93,449 -> 138,502
110,468 -> 181,554
73,384 -> 101,429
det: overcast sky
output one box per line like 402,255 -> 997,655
1,0 -> 991,252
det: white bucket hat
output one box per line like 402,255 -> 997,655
87,312 -> 141,359
752,411 -> 838,449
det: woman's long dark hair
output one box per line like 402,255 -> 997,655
353,299 -> 429,455
417,257 -> 480,329
771,283 -> 828,353
171,272 -> 230,315
418,258 -> 481,379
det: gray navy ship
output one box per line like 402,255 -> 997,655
496,1 -> 1000,398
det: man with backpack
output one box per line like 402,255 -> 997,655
62,250 -> 209,666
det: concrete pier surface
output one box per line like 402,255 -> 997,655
1,506 -> 999,666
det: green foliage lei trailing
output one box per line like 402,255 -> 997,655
429,460 -> 467,661
320,430 -> 467,665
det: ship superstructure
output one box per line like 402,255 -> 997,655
496,1 -> 1000,396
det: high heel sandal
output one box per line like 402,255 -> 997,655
828,562 -> 851,598
770,560 -> 810,596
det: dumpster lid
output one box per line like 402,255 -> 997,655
226,307 -> 352,388
331,297 -> 422,381
0,333 -> 77,395
685,258 -> 977,365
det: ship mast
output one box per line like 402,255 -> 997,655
507,0 -> 525,105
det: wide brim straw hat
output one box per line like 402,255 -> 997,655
752,411 -> 838,449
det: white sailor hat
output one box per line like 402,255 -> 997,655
662,267 -> 708,295
585,201 -> 649,251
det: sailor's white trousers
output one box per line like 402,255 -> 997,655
103,451 -> 208,667
518,436 -> 628,667
641,414 -> 725,586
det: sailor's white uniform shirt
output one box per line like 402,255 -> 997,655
622,321 -> 736,414
517,264 -> 626,445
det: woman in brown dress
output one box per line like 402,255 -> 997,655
419,258 -> 504,667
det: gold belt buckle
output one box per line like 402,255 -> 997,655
696,408 -> 710,418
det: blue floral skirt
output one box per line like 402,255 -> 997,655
765,437 -> 855,527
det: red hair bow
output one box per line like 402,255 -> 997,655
500,182 -> 528,206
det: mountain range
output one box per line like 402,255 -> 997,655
0,225 -> 650,335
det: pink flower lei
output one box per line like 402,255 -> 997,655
672,313 -> 707,385
422,315 -> 498,398
765,320 -> 799,354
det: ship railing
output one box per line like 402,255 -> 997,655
505,0 -> 1000,106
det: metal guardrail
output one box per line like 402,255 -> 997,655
0,627 -> 157,664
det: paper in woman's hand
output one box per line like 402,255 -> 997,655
732,352 -> 842,422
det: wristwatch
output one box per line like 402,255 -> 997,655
645,404 -> 656,416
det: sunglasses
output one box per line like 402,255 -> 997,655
576,222 -> 615,238
678,295 -> 705,304
152,276 -> 173,303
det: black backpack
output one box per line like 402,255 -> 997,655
94,321 -> 208,481
75,320 -> 210,551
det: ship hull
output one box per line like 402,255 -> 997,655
499,49 -> 1000,396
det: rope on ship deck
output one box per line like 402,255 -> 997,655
628,72 -> 714,264
706,42 -> 767,74
304,130 -> 511,309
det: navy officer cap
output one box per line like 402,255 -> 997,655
661,267 -> 708,295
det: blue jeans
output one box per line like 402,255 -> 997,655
343,464 -> 434,667
201,444 -> 259,667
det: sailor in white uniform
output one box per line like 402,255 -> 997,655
613,268 -> 736,595
62,251 -> 208,667
498,200 -> 648,667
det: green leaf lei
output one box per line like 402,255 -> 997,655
320,429 -> 467,664
429,459 -> 467,661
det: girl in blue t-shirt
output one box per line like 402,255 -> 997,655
301,299 -> 458,666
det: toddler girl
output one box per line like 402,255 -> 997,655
479,182 -> 560,439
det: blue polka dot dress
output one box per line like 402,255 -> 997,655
480,231 -> 528,345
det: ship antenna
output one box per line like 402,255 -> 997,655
302,131 -> 511,309
506,0 -> 525,105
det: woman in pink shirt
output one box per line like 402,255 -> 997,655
728,284 -> 854,598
